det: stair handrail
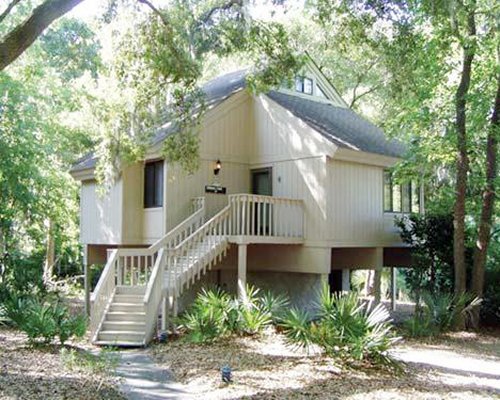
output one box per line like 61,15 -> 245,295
118,197 -> 206,257
143,247 -> 165,343
167,204 -> 231,296
89,248 -> 118,342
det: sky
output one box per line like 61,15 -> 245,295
69,0 -> 305,23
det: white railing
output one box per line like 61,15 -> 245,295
116,197 -> 205,286
90,249 -> 118,342
166,205 -> 231,296
89,197 -> 205,343
228,194 -> 304,238
143,248 -> 165,343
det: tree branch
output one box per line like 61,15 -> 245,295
137,0 -> 169,26
0,0 -> 22,25
0,0 -> 84,71
199,0 -> 243,24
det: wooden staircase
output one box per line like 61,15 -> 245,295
89,194 -> 304,347
95,285 -> 146,346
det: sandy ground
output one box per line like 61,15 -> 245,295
151,329 -> 500,400
0,328 -> 125,400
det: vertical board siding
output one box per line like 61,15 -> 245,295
122,163 -> 145,244
328,159 -> 389,244
165,95 -> 253,231
80,180 -> 122,244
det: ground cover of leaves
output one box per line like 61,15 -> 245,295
0,328 -> 125,400
151,329 -> 500,400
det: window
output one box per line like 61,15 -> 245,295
144,160 -> 163,208
383,170 -> 420,213
295,76 -> 314,95
303,77 -> 313,94
295,77 -> 304,92
317,85 -> 328,98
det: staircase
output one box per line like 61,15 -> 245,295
96,285 -> 146,346
89,194 -> 304,347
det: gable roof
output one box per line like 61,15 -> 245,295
266,91 -> 405,158
71,68 -> 404,174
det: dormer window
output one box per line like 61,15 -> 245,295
295,76 -> 313,95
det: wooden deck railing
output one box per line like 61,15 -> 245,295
228,194 -> 304,238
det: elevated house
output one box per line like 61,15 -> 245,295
70,57 -> 421,346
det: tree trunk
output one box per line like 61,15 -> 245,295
453,9 -> 476,295
471,76 -> 499,299
0,0 -> 84,71
43,219 -> 55,285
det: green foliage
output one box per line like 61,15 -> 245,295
259,290 -> 290,323
2,291 -> 86,345
482,262 -> 500,326
395,213 -> 456,301
61,347 -> 120,374
281,285 -> 399,367
41,18 -> 102,80
182,287 -> 237,343
404,291 -> 481,337
180,285 -> 289,343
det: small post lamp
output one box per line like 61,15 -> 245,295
213,159 -> 222,176
221,364 -> 232,383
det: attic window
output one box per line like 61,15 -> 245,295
317,85 -> 328,98
144,160 -> 164,208
295,76 -> 313,95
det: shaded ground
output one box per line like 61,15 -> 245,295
0,328 -> 125,400
151,329 -> 500,400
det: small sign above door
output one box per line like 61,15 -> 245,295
205,185 -> 227,194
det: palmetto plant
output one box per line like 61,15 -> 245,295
281,284 -> 399,366
405,291 -> 481,337
181,285 -> 289,342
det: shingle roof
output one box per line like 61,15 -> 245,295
71,69 -> 404,173
267,91 -> 405,158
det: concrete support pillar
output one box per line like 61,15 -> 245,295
391,267 -> 397,311
237,244 -> 248,300
341,269 -> 350,291
373,247 -> 383,304
83,245 -> 90,317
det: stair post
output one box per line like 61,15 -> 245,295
237,243 -> 247,301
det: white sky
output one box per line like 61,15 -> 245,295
69,0 -> 305,23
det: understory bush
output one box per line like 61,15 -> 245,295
281,285 -> 399,367
180,285 -> 288,343
2,291 -> 86,344
404,291 -> 480,337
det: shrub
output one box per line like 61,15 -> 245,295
281,285 -> 399,367
180,285 -> 288,343
181,287 -> 236,343
238,286 -> 272,335
3,291 -> 86,345
404,291 -> 480,337
259,290 -> 289,323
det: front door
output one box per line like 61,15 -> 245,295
251,168 -> 272,234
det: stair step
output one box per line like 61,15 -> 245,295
102,321 -> 146,331
98,330 -> 145,343
106,311 -> 146,322
116,285 -> 146,295
94,340 -> 144,348
110,303 -> 144,313
113,294 -> 144,303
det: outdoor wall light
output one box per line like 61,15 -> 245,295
214,159 -> 222,176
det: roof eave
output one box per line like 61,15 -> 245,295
331,147 -> 402,167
